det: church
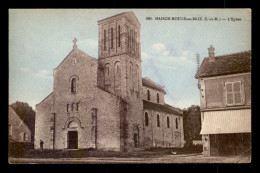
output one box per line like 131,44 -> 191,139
34,12 -> 184,151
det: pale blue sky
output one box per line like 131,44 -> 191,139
9,9 -> 251,110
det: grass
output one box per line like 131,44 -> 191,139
9,145 -> 203,159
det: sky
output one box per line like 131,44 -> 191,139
9,9 -> 251,110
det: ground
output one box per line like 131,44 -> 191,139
8,148 -> 250,164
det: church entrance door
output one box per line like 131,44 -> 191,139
68,131 -> 78,149
133,126 -> 140,148
134,133 -> 139,148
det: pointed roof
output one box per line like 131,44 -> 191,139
142,77 -> 166,94
54,47 -> 97,70
9,106 -> 30,132
195,51 -> 251,78
98,11 -> 141,26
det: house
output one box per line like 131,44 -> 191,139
34,12 -> 184,151
195,45 -> 251,156
9,106 -> 31,143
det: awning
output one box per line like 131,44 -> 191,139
200,109 -> 251,134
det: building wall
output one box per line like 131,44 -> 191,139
98,13 -> 143,151
35,49 -> 123,151
9,107 -> 31,143
34,93 -> 54,149
142,86 -> 165,104
199,73 -> 251,156
200,73 -> 251,110
143,109 -> 184,148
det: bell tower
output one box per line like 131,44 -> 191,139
97,12 -> 143,151
97,12 -> 142,98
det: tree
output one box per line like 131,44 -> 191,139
10,101 -> 35,143
183,105 -> 201,147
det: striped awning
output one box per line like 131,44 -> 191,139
200,109 -> 251,134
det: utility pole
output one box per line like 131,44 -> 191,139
196,53 -> 201,90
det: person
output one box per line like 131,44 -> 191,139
40,140 -> 44,151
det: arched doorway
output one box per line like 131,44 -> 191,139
67,121 -> 79,149
133,126 -> 140,148
68,131 -> 78,149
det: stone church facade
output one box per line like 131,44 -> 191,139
35,12 -> 184,151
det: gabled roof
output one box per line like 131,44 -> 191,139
8,106 -> 30,132
54,48 -> 96,70
143,100 -> 182,116
37,92 -> 53,106
142,77 -> 166,93
195,51 -> 251,78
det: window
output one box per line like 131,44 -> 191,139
157,114 -> 160,127
130,29 -> 133,49
167,117 -> 170,128
145,112 -> 149,126
20,132 -> 26,142
118,25 -> 121,47
111,27 -> 113,49
127,26 -> 129,48
147,90 -> 151,101
135,31 -> 137,53
225,81 -> 244,106
67,104 -> 70,112
105,66 -> 110,75
71,78 -> 77,94
76,103 -> 79,111
133,31 -> 136,53
116,65 -> 119,73
175,118 -> 178,129
71,103 -> 75,111
157,93 -> 159,103
104,29 -> 106,50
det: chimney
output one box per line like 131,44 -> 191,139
208,45 -> 215,61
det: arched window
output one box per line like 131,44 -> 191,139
145,112 -> 149,126
134,31 -> 137,54
130,64 -> 132,75
76,103 -> 79,111
118,25 -> 121,47
105,63 -> 110,76
157,114 -> 160,127
127,26 -> 129,48
71,78 -> 77,94
115,62 -> 120,74
167,116 -> 170,128
71,103 -> 75,111
104,29 -> 106,50
176,118 -> 178,129
67,104 -> 70,112
157,93 -> 159,103
111,27 -> 113,49
147,90 -> 151,101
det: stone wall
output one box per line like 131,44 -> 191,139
142,85 -> 165,104
9,107 -> 31,143
143,108 -> 184,148
34,93 -> 54,149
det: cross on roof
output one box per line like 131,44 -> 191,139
73,38 -> 77,50
73,38 -> 77,45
